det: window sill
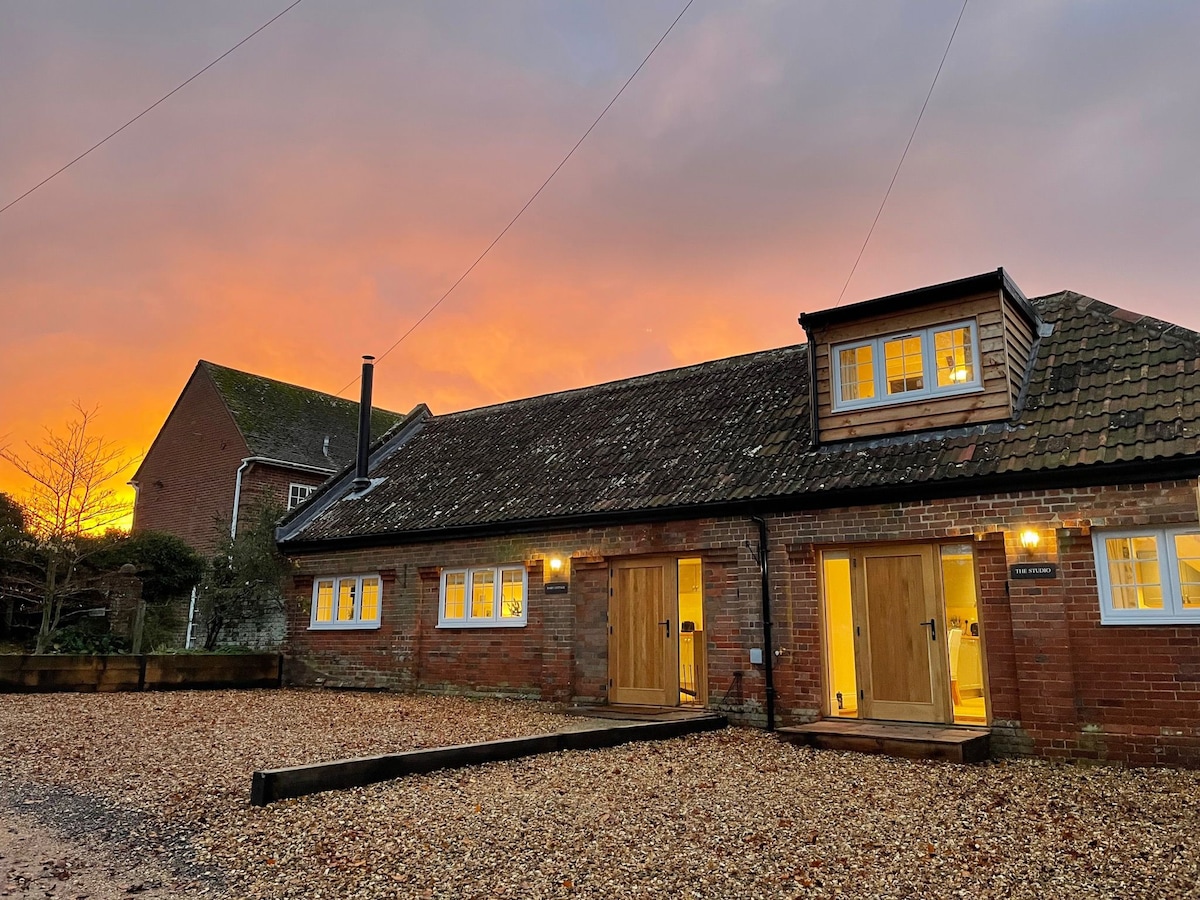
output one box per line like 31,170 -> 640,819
1098,612 -> 1200,626
437,620 -> 527,629
832,382 -> 984,415
308,621 -> 382,631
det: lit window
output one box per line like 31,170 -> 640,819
439,565 -> 528,627
884,334 -> 925,394
1094,528 -> 1200,624
288,483 -> 317,510
831,320 -> 981,412
837,345 -> 875,403
310,574 -> 382,629
934,325 -> 976,387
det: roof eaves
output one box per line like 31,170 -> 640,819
277,453 -> 1200,554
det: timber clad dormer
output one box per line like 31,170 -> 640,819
799,269 -> 1039,444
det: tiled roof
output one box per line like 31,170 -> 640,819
202,362 -> 404,472
281,292 -> 1200,544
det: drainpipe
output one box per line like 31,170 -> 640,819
230,459 -> 253,538
751,515 -> 776,731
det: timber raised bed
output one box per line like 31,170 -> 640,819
0,653 -> 282,692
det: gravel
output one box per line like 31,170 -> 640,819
2,689 -> 1199,899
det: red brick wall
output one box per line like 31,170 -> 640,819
284,478 -> 1200,765
237,464 -> 328,537
131,367 -> 249,555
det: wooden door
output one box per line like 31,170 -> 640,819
852,545 -> 950,723
609,559 -> 678,706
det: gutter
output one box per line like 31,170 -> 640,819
231,456 -> 337,538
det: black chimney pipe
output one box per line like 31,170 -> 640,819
353,356 -> 375,489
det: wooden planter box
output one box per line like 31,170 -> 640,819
0,653 -> 282,692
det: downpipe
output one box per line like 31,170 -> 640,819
751,515 -> 776,731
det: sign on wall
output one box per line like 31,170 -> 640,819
1010,563 -> 1058,580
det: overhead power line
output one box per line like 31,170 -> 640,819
0,0 -> 305,218
339,0 -> 695,396
834,0 -> 970,307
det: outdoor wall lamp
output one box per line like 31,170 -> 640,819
548,556 -> 564,572
1019,529 -> 1041,551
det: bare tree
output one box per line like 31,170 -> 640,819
1,403 -> 132,539
0,405 -> 135,652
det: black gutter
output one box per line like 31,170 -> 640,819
751,515 -> 776,731
276,454 -> 1200,553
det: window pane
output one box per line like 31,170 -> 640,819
934,326 -> 976,387
884,335 -> 924,394
315,580 -> 334,622
500,568 -> 524,619
444,572 -> 465,619
337,580 -> 356,621
1176,533 -> 1200,608
360,577 -> 380,622
838,345 -> 875,402
472,570 -> 495,618
1106,536 -> 1163,610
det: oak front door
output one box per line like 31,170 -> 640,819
853,545 -> 950,723
609,558 -> 678,706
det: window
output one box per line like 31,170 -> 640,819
832,320 -> 981,411
310,574 -> 382,629
288,483 -> 317,510
439,565 -> 527,627
1094,528 -> 1200,624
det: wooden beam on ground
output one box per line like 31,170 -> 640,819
251,715 -> 726,806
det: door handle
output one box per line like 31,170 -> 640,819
659,620 -> 671,638
919,619 -> 937,641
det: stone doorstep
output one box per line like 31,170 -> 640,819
777,719 -> 992,764
250,712 -> 728,806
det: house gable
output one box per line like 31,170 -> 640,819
130,363 -> 252,553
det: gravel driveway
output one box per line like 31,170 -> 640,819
2,689 -> 1198,899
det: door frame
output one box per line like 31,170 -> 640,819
608,556 -> 680,707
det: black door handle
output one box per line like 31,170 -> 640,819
659,619 -> 671,638
919,619 -> 937,641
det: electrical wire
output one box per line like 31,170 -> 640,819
338,0 -> 695,395
0,0 -> 305,218
833,0 -> 970,307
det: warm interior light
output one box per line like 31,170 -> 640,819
1019,529 -> 1040,550
548,557 -> 563,572
949,367 -> 971,383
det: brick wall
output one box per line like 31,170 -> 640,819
132,368 -> 249,555
284,478 -> 1200,764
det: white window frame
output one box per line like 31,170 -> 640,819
309,574 -> 383,630
831,319 -> 983,412
288,482 -> 317,511
1093,527 -> 1200,625
438,564 -> 528,628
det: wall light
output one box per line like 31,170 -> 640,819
1019,529 -> 1040,551
548,556 -> 564,572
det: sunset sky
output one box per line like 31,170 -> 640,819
2,1 -> 1199,525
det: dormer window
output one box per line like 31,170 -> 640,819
833,320 -> 981,412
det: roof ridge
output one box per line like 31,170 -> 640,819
436,343 -> 807,423
198,359 -> 401,415
1032,292 -> 1200,349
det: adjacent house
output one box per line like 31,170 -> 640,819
132,360 -> 404,555
275,270 -> 1200,765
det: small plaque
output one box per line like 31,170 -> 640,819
1010,563 -> 1057,580
544,581 -> 569,594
